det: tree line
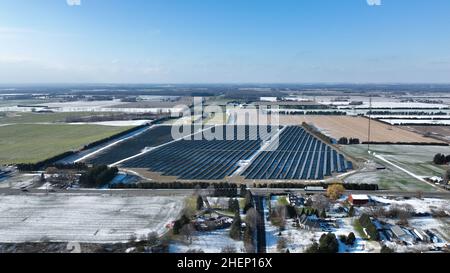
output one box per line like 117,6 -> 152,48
111,181 -> 379,191
433,153 -> 450,165
79,165 -> 119,188
338,137 -> 360,145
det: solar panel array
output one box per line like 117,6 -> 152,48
121,126 -> 278,180
242,126 -> 353,180
84,125 -> 175,166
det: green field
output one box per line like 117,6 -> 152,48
0,124 -> 131,164
342,145 -> 449,191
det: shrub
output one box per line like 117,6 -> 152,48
327,184 -> 345,200
79,165 -> 118,188
358,214 -> 379,240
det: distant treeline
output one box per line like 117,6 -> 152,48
281,105 -> 331,110
82,124 -> 150,150
368,111 -> 448,116
269,111 -> 346,115
256,182 -> 378,191
64,113 -> 162,123
302,122 -> 333,144
362,141 -> 449,146
16,151 -> 76,172
111,181 -> 239,197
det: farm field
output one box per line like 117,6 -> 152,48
83,125 -> 175,166
0,124 -> 131,164
277,115 -> 444,143
342,145 -> 450,191
380,119 -> 450,125
0,193 -> 184,243
401,125 -> 450,143
0,112 -> 119,125
111,96 -> 193,109
243,126 -> 353,180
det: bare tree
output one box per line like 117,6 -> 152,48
245,208 -> 259,230
312,194 -> 330,212
221,245 -> 237,253
147,232 -> 160,246
180,223 -> 195,244
277,237 -> 288,252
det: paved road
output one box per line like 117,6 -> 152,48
0,188 -> 194,196
254,195 -> 267,254
0,187 -> 449,199
251,188 -> 450,199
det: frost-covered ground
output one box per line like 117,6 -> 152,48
169,228 -> 245,253
266,218 -> 380,253
0,193 -> 184,243
69,120 -> 152,127
342,144 -> 449,191
380,119 -> 450,125
264,196 -> 378,253
369,196 -> 450,214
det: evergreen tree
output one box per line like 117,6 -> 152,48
243,191 -> 253,214
380,245 -> 394,253
320,209 -> 327,219
348,206 -> 355,217
347,232 -> 356,245
196,195 -> 204,210
229,210 -> 242,240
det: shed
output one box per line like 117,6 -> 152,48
348,194 -> 370,206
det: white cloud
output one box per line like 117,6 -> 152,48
367,0 -> 382,6
66,0 -> 81,6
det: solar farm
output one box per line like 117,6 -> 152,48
83,125 -> 175,166
242,126 -> 353,180
113,125 -> 353,181
120,125 -> 277,180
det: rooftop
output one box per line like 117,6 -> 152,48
350,194 -> 369,200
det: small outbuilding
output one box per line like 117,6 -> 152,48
391,225 -> 415,243
348,194 -> 370,206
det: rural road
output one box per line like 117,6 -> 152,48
251,188 -> 450,199
254,195 -> 267,253
0,187 -> 449,199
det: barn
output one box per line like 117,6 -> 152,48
348,194 -> 370,206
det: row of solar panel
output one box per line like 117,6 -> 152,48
120,126 -> 278,180
242,126 -> 353,180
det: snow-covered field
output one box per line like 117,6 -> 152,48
369,196 -> 450,214
0,193 -> 184,243
370,115 -> 450,119
335,102 -> 449,109
380,119 -> 450,125
69,120 -> 152,127
169,229 -> 245,253
37,100 -> 126,109
0,99 -> 185,114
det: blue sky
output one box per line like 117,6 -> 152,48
0,0 -> 449,83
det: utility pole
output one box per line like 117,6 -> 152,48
367,96 -> 372,153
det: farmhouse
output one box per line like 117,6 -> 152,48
348,194 -> 370,206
